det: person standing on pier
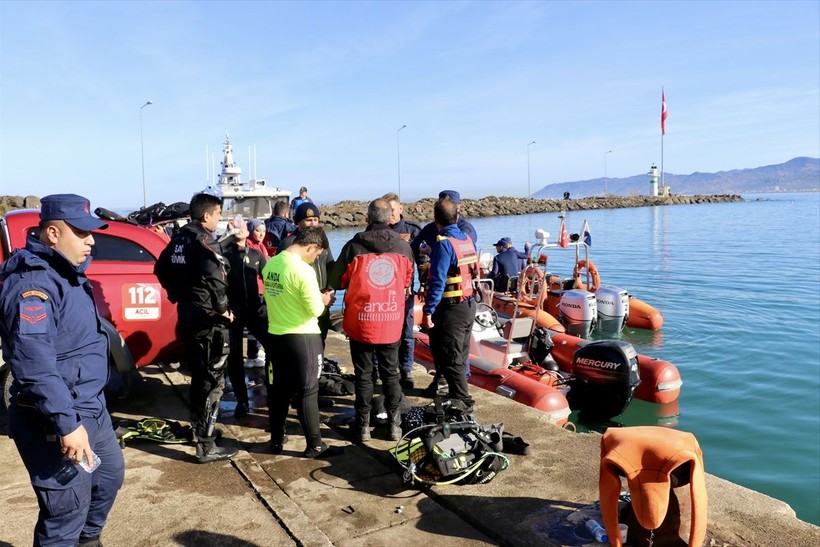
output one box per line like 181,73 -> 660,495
420,197 -> 478,412
329,198 -> 414,442
382,192 -> 422,390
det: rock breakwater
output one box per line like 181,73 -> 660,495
318,194 -> 743,229
0,194 -> 743,229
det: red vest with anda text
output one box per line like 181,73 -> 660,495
342,253 -> 413,344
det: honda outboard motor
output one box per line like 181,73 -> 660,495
595,286 -> 629,334
558,289 -> 597,338
569,340 -> 640,419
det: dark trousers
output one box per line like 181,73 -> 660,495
399,293 -> 416,374
227,318 -> 251,406
429,298 -> 476,407
9,408 -> 125,545
182,320 -> 229,439
349,339 -> 402,427
266,333 -> 324,450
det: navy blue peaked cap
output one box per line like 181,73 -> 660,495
40,194 -> 108,231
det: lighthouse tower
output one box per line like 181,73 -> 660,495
648,164 -> 659,197
218,133 -> 243,188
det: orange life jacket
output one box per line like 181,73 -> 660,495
436,234 -> 478,301
342,253 -> 413,344
599,426 -> 707,547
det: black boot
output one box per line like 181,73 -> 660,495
196,436 -> 237,464
388,412 -> 402,441
356,415 -> 371,442
421,374 -> 447,397
399,370 -> 414,390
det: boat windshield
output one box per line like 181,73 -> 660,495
222,196 -> 282,220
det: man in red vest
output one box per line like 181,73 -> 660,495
329,198 -> 414,442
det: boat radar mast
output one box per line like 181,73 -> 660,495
219,133 -> 243,188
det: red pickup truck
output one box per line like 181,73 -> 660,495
0,209 -> 184,405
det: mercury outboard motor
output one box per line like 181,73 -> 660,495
559,289 -> 597,338
595,286 -> 629,334
569,340 -> 640,419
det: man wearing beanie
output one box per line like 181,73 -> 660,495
278,202 -> 335,344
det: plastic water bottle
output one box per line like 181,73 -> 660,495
585,519 -> 608,543
53,453 -> 102,486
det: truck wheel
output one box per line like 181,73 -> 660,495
1,363 -> 11,411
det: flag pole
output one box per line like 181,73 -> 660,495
661,87 -> 667,193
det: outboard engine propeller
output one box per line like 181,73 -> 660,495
528,327 -> 558,371
568,340 -> 640,419
595,286 -> 629,334
558,289 -> 597,338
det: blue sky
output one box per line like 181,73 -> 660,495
1,0 -> 818,210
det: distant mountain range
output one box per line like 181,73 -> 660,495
533,157 -> 819,198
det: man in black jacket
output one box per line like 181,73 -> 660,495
154,192 -> 238,463
263,200 -> 295,256
382,192 -> 422,390
329,199 -> 414,441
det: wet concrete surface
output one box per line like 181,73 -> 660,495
1,331 -> 818,546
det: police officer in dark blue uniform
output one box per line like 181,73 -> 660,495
411,190 -> 477,395
420,198 -> 477,411
0,194 -> 125,546
489,237 -> 529,293
154,192 -> 238,463
411,190 -> 478,264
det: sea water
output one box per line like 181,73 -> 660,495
327,192 -> 820,525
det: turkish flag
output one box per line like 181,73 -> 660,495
559,219 -> 569,248
661,89 -> 668,135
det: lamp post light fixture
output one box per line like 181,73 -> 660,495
396,124 -> 406,198
604,150 -> 613,196
527,141 -> 536,199
140,100 -> 153,207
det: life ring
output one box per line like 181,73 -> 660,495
573,259 -> 601,292
518,264 -> 545,305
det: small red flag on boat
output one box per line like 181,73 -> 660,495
559,219 -> 569,248
661,89 -> 668,135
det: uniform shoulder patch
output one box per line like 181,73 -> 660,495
21,289 -> 49,301
18,292 -> 51,335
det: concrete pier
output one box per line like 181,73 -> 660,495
1,331 -> 817,546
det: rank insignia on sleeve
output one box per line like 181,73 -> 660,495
20,305 -> 47,325
21,290 -> 49,301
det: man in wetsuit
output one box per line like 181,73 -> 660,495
154,192 -> 238,463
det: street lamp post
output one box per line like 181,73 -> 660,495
604,150 -> 613,196
527,141 -> 536,199
140,100 -> 153,207
396,124 -> 406,198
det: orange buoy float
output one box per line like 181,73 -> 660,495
573,259 -> 601,292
